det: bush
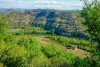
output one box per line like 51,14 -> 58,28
41,45 -> 75,65
0,40 -> 6,60
0,26 -> 98,67
0,13 -> 7,33
72,57 -> 92,67
15,29 -> 25,35
17,36 -> 51,67
50,57 -> 71,67
42,45 -> 65,58
4,45 -> 27,67
47,35 -> 96,52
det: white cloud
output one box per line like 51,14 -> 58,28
0,0 -> 83,10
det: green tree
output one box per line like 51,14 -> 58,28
0,13 -> 7,33
81,0 -> 100,51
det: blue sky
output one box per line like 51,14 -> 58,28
0,0 -> 84,10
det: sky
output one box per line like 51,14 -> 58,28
0,0 -> 84,10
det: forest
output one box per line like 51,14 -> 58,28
0,0 -> 100,67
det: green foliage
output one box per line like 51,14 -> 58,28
0,34 -> 50,67
11,27 -> 47,36
4,45 -> 27,67
15,29 -> 25,35
0,30 -> 99,67
42,45 -> 65,58
6,9 -> 85,37
42,45 -> 74,65
72,57 -> 91,67
0,10 -> 99,67
47,35 -> 96,52
81,0 -> 100,51
50,57 -> 71,67
46,29 -> 55,36
72,55 -> 100,67
3,34 -> 17,45
0,13 -> 7,33
31,27 -> 46,34
0,41 -> 6,59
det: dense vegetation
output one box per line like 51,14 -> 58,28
0,26 -> 99,67
47,35 -> 96,53
0,9 -> 86,38
0,0 -> 100,67
0,16 -> 99,67
81,0 -> 100,51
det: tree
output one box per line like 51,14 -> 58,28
0,13 -> 7,33
81,0 -> 100,51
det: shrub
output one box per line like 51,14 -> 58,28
4,45 -> 27,67
50,57 -> 71,67
15,29 -> 25,35
47,35 -> 96,52
42,45 -> 65,58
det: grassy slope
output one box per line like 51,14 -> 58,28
7,28 -> 95,58
8,27 -> 94,57
0,28 -> 98,67
34,36 -> 91,58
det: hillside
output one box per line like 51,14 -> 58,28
0,26 -> 97,67
0,8 -> 99,67
0,0 -> 100,67
0,9 -> 87,38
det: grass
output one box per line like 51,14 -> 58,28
7,27 -> 97,53
46,35 -> 96,53
0,27 -> 98,67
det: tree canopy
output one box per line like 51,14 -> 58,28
0,13 -> 7,33
81,0 -> 100,51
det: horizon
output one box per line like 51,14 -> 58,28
0,8 -> 82,11
0,0 -> 84,10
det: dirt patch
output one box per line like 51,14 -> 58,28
68,49 -> 90,58
40,38 -> 51,45
39,37 -> 91,58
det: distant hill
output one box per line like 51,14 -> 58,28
0,9 -> 87,38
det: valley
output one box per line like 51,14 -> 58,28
0,1 -> 100,66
